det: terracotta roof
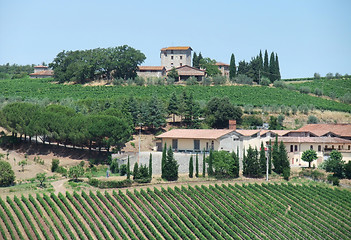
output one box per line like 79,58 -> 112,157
277,136 -> 351,144
167,65 -> 206,76
235,130 -> 260,136
34,65 -> 48,68
137,66 -> 165,71
161,46 -> 192,51
29,70 -> 54,76
297,124 -> 351,137
215,62 -> 229,66
157,129 -> 235,140
260,130 -> 291,136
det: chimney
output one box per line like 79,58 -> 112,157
229,120 -> 236,130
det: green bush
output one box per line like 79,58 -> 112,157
88,178 -> 132,188
283,167 -> 290,181
110,158 -> 119,173
260,77 -> 270,86
273,81 -> 287,88
120,164 -> 127,176
134,178 -> 152,183
299,86 -> 311,94
235,74 -> 253,85
51,159 -> 60,172
307,115 -> 319,124
314,88 -> 323,96
212,75 -> 227,85
0,160 -> 15,187
327,175 -> 339,186
186,77 -> 198,85
56,166 -> 67,176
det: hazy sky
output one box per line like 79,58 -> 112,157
0,0 -> 350,78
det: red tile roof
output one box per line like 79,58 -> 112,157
34,65 -> 48,68
157,129 -> 235,140
167,65 -> 206,76
138,66 -> 165,71
278,136 -> 351,144
260,130 -> 291,136
29,70 -> 54,76
235,130 -> 260,136
297,124 -> 351,137
215,62 -> 229,66
161,46 -> 192,51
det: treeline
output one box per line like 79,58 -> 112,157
0,63 -> 34,79
49,45 -> 146,83
233,50 -> 281,83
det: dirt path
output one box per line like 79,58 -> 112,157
52,179 -> 69,195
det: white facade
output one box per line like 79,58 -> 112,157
160,47 -> 192,70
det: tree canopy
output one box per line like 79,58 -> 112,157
301,149 -> 318,168
0,160 -> 15,187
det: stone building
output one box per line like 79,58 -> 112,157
167,65 -> 206,81
29,65 -> 54,78
215,62 -> 230,78
136,66 -> 166,78
160,46 -> 192,70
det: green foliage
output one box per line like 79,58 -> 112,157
0,160 -> 15,187
205,97 -> 242,128
120,164 -> 127,176
259,142 -> 266,174
324,150 -> 344,178
127,156 -> 130,179
229,53 -> 236,80
149,153 -> 152,178
301,149 -> 318,168
186,76 -> 198,85
299,86 -> 311,94
283,167 -> 290,181
202,151 -> 206,177
51,159 -> 60,172
18,159 -> 27,172
163,147 -> 179,181
110,158 -> 119,173
273,80 -> 287,88
212,75 -> 227,85
208,150 -> 214,176
88,178 -> 132,188
327,175 -> 340,186
269,116 -> 283,130
68,165 -> 85,181
307,115 -> 319,124
36,173 -> 47,187
344,161 -> 351,179
243,146 -> 262,178
49,45 -> 146,83
199,58 -> 221,77
161,143 -> 167,179
167,67 -> 179,80
195,154 -> 199,178
260,77 -> 271,86
235,74 -> 253,85
133,162 -> 139,180
189,156 -> 194,178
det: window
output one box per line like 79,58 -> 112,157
310,145 -> 313,150
180,63 -> 182,66
295,145 -> 298,151
290,145 -> 293,152
194,140 -> 200,150
180,56 -> 182,60
318,145 -> 321,152
171,56 -> 173,60
349,145 -> 350,150
332,145 -> 334,149
172,139 -> 178,151
338,145 -> 341,150
325,145 -> 328,149
211,141 -> 214,150
171,63 -> 173,67
171,50 -> 174,54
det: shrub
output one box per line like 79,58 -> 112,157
314,88 -> 323,96
120,164 -> 127,176
335,72 -> 342,78
88,178 -> 132,188
154,77 -> 165,85
260,77 -> 270,86
344,161 -> 351,179
235,74 -> 253,85
56,166 -> 67,176
283,167 -> 290,181
133,178 -> 152,183
273,80 -> 287,88
286,84 -> 296,91
186,77 -> 197,85
299,86 -> 311,94
314,73 -> 321,79
340,92 -> 351,104
202,77 -> 211,86
79,161 -> 85,167
134,76 -> 145,86
110,158 -> 119,173
327,175 -> 339,186
0,160 -> 15,187
113,78 -> 124,85
166,77 -> 175,85
68,165 -> 85,182
212,75 -> 227,85
326,72 -> 334,79
307,115 -> 319,124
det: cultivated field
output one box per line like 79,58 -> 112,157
0,183 -> 350,240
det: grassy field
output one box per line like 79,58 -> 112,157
0,183 -> 350,240
0,78 -> 350,112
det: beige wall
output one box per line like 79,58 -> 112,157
161,138 -> 220,152
160,49 -> 192,70
137,71 -> 164,78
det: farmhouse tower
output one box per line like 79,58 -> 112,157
160,46 -> 192,70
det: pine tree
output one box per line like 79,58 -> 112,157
229,53 -> 236,80
208,149 -> 214,176
272,136 -> 281,174
127,156 -> 130,180
275,53 -> 281,80
193,52 -> 198,68
189,156 -> 194,178
133,162 -> 139,180
268,139 -> 272,174
195,153 -> 199,177
202,150 -> 206,177
161,143 -> 167,179
149,153 -> 152,178
163,147 -> 179,181
263,50 -> 269,77
147,95 -> 166,129
168,92 -> 178,123
260,142 -> 266,174
269,52 -> 276,82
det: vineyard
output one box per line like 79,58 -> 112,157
0,183 -> 350,240
0,78 -> 350,112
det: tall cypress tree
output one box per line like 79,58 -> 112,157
259,50 -> 263,73
133,162 -> 139,180
272,135 -> 281,173
231,151 -> 240,178
202,150 -> 206,177
275,53 -> 281,80
149,153 -> 152,178
242,148 -> 247,176
127,156 -> 130,180
263,50 -> 269,77
269,52 -> 276,82
208,149 -> 214,176
260,142 -> 266,174
198,52 -> 203,67
193,52 -> 198,68
195,153 -> 199,177
163,147 -> 179,181
268,139 -> 272,174
229,53 -> 236,80
279,141 -> 289,170
161,143 -> 167,179
189,155 -> 194,178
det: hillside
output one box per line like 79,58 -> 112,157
0,183 -> 350,239
0,78 -> 350,112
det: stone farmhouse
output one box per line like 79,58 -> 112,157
136,46 -> 229,80
29,65 -> 54,78
157,123 -> 351,167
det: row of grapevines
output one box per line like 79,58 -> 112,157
0,197 -> 25,240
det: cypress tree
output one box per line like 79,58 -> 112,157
231,151 -> 239,178
168,92 -> 178,123
268,139 -> 272,174
163,147 -> 178,181
148,153 -> 152,178
202,150 -> 206,177
127,156 -> 130,180
133,162 -> 139,180
279,141 -> 289,170
193,52 -> 198,68
242,148 -> 247,176
260,142 -> 266,174
208,149 -> 214,176
275,53 -> 281,80
161,143 -> 167,179
263,50 -> 269,76
195,153 -> 199,177
269,52 -> 276,82
189,156 -> 194,178
198,52 -> 203,67
229,53 -> 236,80
272,136 -> 281,174
259,50 -> 263,72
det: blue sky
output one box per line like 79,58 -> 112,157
0,0 -> 350,79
